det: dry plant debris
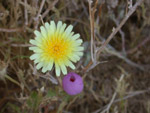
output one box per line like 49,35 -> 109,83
0,0 -> 150,113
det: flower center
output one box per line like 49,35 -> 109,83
52,45 -> 60,54
42,33 -> 73,61
70,75 -> 75,82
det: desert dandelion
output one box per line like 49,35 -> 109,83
29,21 -> 84,76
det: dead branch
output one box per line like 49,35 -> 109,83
42,0 -> 59,19
127,36 -> 150,54
88,0 -> 95,62
34,0 -> 46,29
0,28 -> 23,32
24,0 -> 28,25
97,0 -> 143,56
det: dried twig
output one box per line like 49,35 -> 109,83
0,28 -> 23,32
42,0 -> 59,18
88,0 -> 95,62
24,0 -> 28,25
127,36 -> 150,54
112,18 -> 126,54
39,73 -> 58,85
128,0 -> 133,9
34,0 -> 46,29
97,0 -> 143,55
100,74 -> 125,113
93,87 -> 150,113
36,0 -> 46,20
11,44 -> 31,47
104,47 -> 144,70
97,33 -> 145,71
60,17 -> 89,28
85,61 -> 108,72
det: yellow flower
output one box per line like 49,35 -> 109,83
29,21 -> 84,76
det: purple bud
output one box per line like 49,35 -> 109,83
62,72 -> 84,95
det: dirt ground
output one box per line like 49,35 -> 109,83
0,0 -> 150,113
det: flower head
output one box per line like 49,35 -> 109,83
62,72 -> 84,95
29,21 -> 84,76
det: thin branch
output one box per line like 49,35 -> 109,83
101,74 -> 125,113
36,0 -> 46,19
97,34 -> 144,71
42,0 -> 59,18
88,0 -> 95,62
0,28 -> 23,32
11,44 -> 31,47
104,47 -> 144,71
112,18 -> 126,54
24,0 -> 28,25
97,0 -> 143,55
39,73 -> 58,85
127,36 -> 150,54
34,0 -> 46,29
128,0 -> 133,9
60,17 -> 89,28
93,88 -> 150,113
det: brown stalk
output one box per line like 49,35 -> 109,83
88,0 -> 98,62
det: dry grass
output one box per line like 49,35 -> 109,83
0,0 -> 150,113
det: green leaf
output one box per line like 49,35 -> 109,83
6,103 -> 21,113
27,91 -> 43,112
46,89 -> 56,97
